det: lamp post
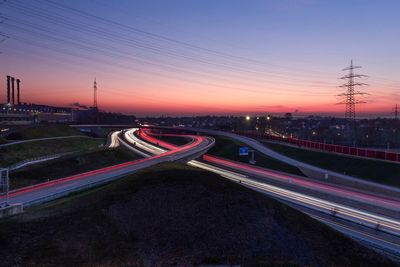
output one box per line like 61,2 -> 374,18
266,115 -> 271,134
0,168 -> 9,207
244,115 -> 251,132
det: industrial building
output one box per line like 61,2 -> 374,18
1,76 -> 134,125
1,75 -> 73,124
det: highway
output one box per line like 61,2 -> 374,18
140,129 -> 400,213
202,155 -> 400,214
136,129 -> 400,224
2,126 -> 399,258
1,130 -> 214,206
129,128 -> 400,258
154,126 -> 400,196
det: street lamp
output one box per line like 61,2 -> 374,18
245,115 -> 250,121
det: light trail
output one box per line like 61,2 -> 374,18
1,128 -> 214,205
203,155 -> 400,211
124,128 -> 166,154
136,128 -> 400,237
108,130 -> 121,148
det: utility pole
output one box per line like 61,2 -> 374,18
337,60 -> 368,145
93,77 -> 98,109
0,168 -> 9,207
392,104 -> 398,119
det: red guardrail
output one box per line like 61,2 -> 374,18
236,131 -> 400,163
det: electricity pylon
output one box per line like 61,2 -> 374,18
337,60 -> 368,120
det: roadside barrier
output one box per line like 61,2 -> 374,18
236,130 -> 400,163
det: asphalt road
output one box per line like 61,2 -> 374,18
2,130 -> 214,206
158,126 -> 400,196
134,128 -> 400,257
2,126 -> 399,258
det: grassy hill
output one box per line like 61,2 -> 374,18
0,138 -> 103,166
0,164 -> 393,266
6,125 -> 84,140
263,141 -> 400,188
209,136 -> 304,176
10,148 -> 142,189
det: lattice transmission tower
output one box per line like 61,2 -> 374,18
337,60 -> 368,120
393,104 -> 399,119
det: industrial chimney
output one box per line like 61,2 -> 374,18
11,77 -> 15,105
16,79 -> 20,105
6,76 -> 10,104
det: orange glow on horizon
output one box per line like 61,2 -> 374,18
10,81 -> 395,117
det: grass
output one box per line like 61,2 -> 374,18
0,163 -> 392,266
208,136 -> 304,176
0,138 -> 9,145
6,125 -> 84,140
263,141 -> 400,188
96,127 -> 124,138
0,137 -> 104,167
10,148 -> 142,189
156,135 -> 191,146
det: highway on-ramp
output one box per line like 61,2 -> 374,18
1,132 -> 214,207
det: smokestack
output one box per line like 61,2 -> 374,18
11,77 -> 15,105
6,76 -> 10,104
16,79 -> 20,105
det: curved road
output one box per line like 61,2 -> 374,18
132,128 -> 400,256
2,127 -> 399,258
1,131 -> 214,206
153,126 -> 400,197
133,128 -> 400,258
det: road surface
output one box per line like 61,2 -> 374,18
1,131 -> 214,206
132,128 -> 400,258
151,126 -> 400,197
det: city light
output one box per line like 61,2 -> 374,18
0,1 -> 399,264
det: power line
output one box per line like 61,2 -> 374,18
5,0 -> 337,81
40,0 -> 338,77
2,20 -> 335,97
2,20 -> 335,93
4,0 -> 398,112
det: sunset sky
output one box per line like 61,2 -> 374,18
0,0 -> 399,117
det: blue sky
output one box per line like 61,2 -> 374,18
0,0 -> 399,116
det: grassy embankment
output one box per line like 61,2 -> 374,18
263,141 -> 400,188
208,136 -> 304,176
6,125 -> 84,140
10,148 -> 141,189
0,163 -> 392,266
0,138 -> 104,167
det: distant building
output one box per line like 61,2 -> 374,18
1,76 -> 134,125
0,103 -> 73,125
